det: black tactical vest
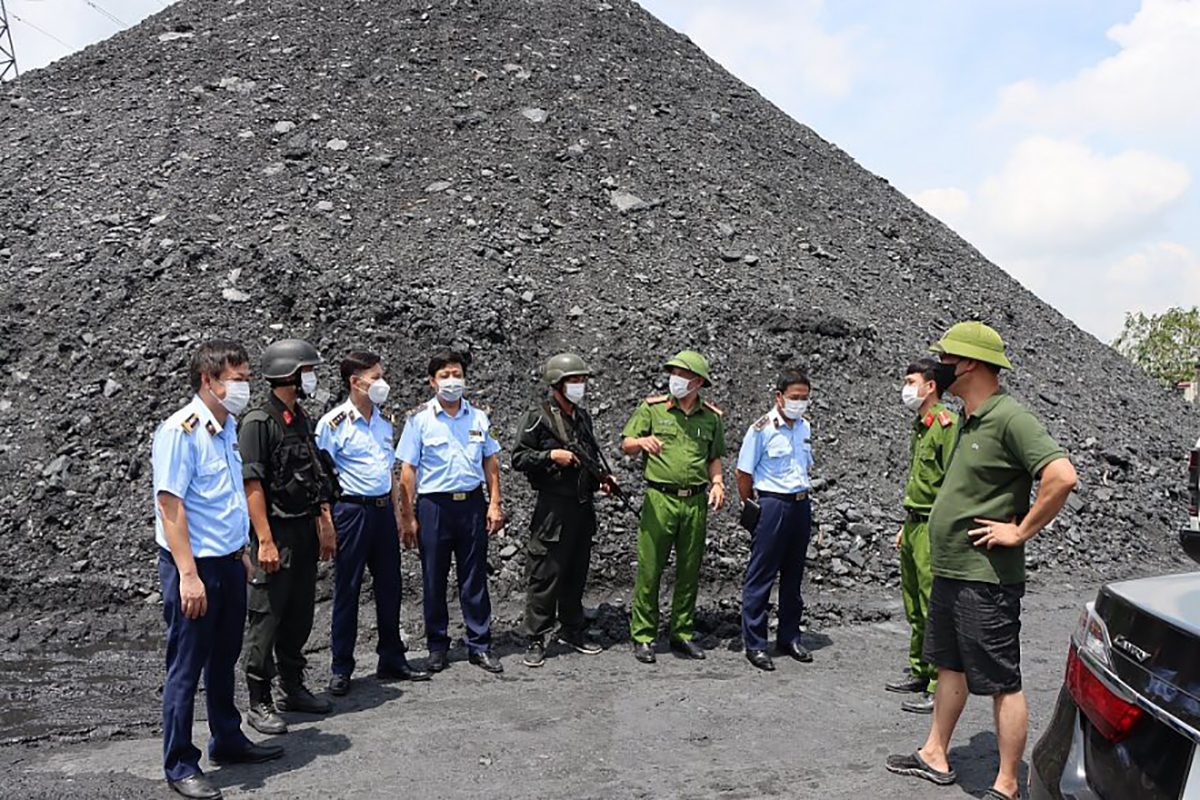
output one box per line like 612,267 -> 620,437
260,402 -> 340,516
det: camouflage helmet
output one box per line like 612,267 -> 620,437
929,321 -> 1013,370
261,338 -> 323,380
543,352 -> 591,386
664,350 -> 712,386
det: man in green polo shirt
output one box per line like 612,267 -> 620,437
621,350 -> 726,664
887,322 -> 1077,800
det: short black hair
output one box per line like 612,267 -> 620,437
341,351 -> 381,391
905,357 -> 940,383
775,368 -> 810,394
428,349 -> 469,378
189,340 -> 249,393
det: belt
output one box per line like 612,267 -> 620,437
340,494 -> 391,508
422,487 -> 483,502
647,482 -> 708,498
758,490 -> 809,502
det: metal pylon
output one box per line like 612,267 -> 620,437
0,0 -> 17,81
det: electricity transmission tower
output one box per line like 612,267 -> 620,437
0,0 -> 17,80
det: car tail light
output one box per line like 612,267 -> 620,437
1072,602 -> 1113,669
1066,644 -> 1144,742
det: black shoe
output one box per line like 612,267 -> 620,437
670,639 -> 706,660
886,674 -> 929,694
208,742 -> 284,766
557,631 -> 603,655
469,650 -> 504,674
328,673 -> 350,697
376,662 -> 432,682
246,700 -> 288,735
633,642 -> 656,664
168,773 -> 222,800
427,650 -> 449,673
902,692 -> 935,714
524,637 -> 546,668
746,649 -> 775,671
777,640 -> 813,663
277,683 -> 332,714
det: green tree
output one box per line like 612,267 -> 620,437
1113,306 -> 1200,386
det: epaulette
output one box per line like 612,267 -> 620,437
753,415 -> 770,431
181,413 -> 199,435
645,395 -> 669,405
389,413 -> 397,425
703,400 -> 723,416
328,411 -> 347,430
937,411 -> 953,428
406,403 -> 425,418
922,413 -> 935,428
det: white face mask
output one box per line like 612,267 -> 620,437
782,398 -> 808,420
668,374 -> 694,399
367,377 -> 390,405
437,377 -> 465,402
301,371 -> 318,396
901,384 -> 924,412
563,382 -> 586,404
218,380 -> 251,416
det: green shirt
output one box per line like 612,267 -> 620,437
903,402 -> 958,513
621,395 -> 726,486
928,389 -> 1066,585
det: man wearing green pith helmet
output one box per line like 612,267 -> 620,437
620,351 -> 726,664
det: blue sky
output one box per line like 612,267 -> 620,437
6,0 -> 1199,341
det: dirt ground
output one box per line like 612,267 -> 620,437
0,579 -> 1098,800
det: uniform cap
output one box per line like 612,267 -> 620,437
543,352 -> 590,385
663,350 -> 712,385
261,339 -> 323,379
929,321 -> 1012,370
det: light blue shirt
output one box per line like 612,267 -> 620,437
396,397 -> 501,494
152,395 -> 250,558
736,407 -> 813,494
316,399 -> 396,497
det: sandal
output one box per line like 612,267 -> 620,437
884,751 -> 957,785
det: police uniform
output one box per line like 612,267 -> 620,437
151,396 -> 253,783
621,395 -> 726,644
239,393 -> 335,701
736,407 -> 814,652
396,397 -> 501,654
316,399 -> 407,678
900,402 -> 958,693
511,400 -> 603,640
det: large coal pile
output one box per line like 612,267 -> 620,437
0,0 -> 1196,634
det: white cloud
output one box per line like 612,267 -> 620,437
681,0 -> 861,100
990,0 -> 1200,137
911,187 -> 970,223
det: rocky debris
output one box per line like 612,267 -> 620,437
0,0 -> 1194,639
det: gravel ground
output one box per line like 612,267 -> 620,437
1,578 -> 1115,799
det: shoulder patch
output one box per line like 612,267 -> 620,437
703,400 -> 723,416
328,411 -> 347,430
181,413 -> 200,435
753,414 -> 770,431
937,411 -> 953,428
645,394 -> 669,405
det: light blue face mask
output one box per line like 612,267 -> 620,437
437,377 -> 465,402
783,398 -> 808,420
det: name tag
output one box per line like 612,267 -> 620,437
469,430 -> 485,443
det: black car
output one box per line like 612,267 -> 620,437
1030,447 -> 1200,799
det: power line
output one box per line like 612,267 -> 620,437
10,11 -> 74,52
83,0 -> 124,28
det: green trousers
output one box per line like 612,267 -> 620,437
899,518 -> 937,692
630,489 -> 708,643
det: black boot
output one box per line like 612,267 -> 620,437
246,682 -> 287,735
278,678 -> 333,714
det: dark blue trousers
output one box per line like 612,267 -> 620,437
417,492 -> 492,653
159,548 -> 252,782
741,497 -> 812,651
330,500 -> 406,677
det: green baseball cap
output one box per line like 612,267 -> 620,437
930,321 -> 1013,369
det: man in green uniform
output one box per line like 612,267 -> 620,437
887,322 -> 1077,800
887,358 -> 957,715
239,339 -> 339,735
512,353 -> 616,668
620,350 -> 726,664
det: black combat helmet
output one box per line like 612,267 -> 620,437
261,339 -> 323,380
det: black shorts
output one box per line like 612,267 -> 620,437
923,577 -> 1025,696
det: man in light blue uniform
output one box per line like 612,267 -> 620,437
152,340 -> 282,800
316,351 -> 429,697
397,350 -> 506,674
735,367 -> 816,672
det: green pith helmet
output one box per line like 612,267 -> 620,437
261,338 -> 323,379
664,350 -> 712,386
543,352 -> 591,385
929,321 -> 1013,370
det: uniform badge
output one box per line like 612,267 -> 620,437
469,429 -> 485,443
283,410 -> 294,426
181,413 -> 200,435
937,411 -> 952,428
922,413 -> 935,428
753,415 -> 769,431
205,422 -> 218,436
329,411 -> 347,429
